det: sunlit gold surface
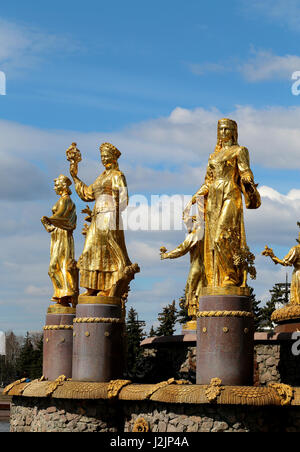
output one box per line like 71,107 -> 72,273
5,379 -> 292,406
68,142 -> 139,301
192,118 -> 260,294
78,294 -> 121,305
47,305 -> 76,314
41,175 -> 78,308
182,320 -> 197,331
199,286 -> 250,297
160,198 -> 205,322
262,236 -> 300,323
263,237 -> 300,306
161,119 -> 260,301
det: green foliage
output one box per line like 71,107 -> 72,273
259,283 -> 290,330
177,294 -> 191,325
31,336 -> 43,380
15,332 -> 43,380
125,307 -> 145,377
149,325 -> 157,337
156,300 -> 178,336
249,287 -> 264,331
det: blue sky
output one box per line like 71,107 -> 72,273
2,0 -> 300,132
1,0 -> 300,334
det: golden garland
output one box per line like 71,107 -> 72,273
107,380 -> 132,399
268,383 -> 294,406
73,317 -> 123,324
197,311 -> 254,318
3,378 -> 27,395
205,378 -> 224,403
271,304 -> 300,323
43,325 -> 73,330
46,375 -> 68,397
3,380 -> 288,406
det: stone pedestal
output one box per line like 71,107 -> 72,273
72,295 -> 124,382
196,295 -> 254,386
43,306 -> 75,380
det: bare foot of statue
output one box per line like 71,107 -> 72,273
222,276 -> 236,287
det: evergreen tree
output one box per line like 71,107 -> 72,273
249,287 -> 264,331
16,333 -> 35,380
125,307 -> 145,377
149,326 -> 157,337
156,300 -> 178,336
260,283 -> 289,330
31,335 -> 43,379
177,294 -> 191,325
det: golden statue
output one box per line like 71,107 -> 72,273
262,232 -> 300,323
191,118 -> 260,295
160,198 -> 205,329
41,175 -> 78,308
67,142 -> 139,301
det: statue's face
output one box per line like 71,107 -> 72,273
101,148 -> 114,167
218,125 -> 234,143
54,179 -> 62,195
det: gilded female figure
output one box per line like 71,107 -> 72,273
41,175 -> 78,307
160,198 -> 205,324
192,119 -> 260,289
263,233 -> 300,305
69,142 -> 139,299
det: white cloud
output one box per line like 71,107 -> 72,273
0,17 -> 81,75
188,62 -> 229,76
244,0 -> 300,32
1,106 -> 300,332
240,50 -> 300,82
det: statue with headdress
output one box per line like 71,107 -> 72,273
191,118 -> 261,294
67,142 -> 139,303
262,227 -> 300,327
160,197 -> 205,330
41,174 -> 78,308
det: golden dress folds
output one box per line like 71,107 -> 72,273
282,246 -> 300,305
74,168 -> 131,293
47,195 -> 77,299
197,144 -> 261,288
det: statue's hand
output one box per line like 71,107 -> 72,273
160,246 -> 168,260
41,216 -> 54,233
262,245 -> 275,259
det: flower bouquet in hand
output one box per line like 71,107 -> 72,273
66,142 -> 82,178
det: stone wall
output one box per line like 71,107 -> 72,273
10,397 -> 120,432
140,333 -> 300,386
9,396 -> 300,432
254,344 -> 281,385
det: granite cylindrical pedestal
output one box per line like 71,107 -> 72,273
196,295 -> 254,386
43,307 -> 75,380
72,296 -> 124,382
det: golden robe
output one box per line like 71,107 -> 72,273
47,195 -> 77,299
197,145 -> 260,287
74,168 -> 131,293
283,246 -> 300,305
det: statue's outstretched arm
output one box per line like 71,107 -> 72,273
160,233 -> 195,260
262,245 -> 293,267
